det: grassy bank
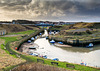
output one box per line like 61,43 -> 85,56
48,23 -> 100,46
7,30 -> 36,35
0,30 -> 37,70
0,37 -> 25,70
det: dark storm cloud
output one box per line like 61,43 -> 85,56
0,0 -> 100,21
0,0 -> 32,11
0,0 -> 32,6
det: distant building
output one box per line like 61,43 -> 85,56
0,29 -> 6,35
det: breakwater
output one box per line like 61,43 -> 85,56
49,36 -> 100,47
17,29 -> 44,50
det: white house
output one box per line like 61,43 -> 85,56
0,29 -> 6,35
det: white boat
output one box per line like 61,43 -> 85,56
50,40 -> 55,44
31,37 -> 34,41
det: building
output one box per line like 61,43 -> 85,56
0,29 -> 6,35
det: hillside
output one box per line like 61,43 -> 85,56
67,22 -> 100,29
0,24 -> 40,33
12,63 -> 68,71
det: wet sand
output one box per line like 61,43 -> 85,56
55,43 -> 72,47
19,42 -> 39,54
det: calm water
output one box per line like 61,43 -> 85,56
34,30 -> 100,68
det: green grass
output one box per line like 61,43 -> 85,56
17,55 -> 99,71
7,30 -> 36,35
0,37 -> 18,44
0,37 -> 19,58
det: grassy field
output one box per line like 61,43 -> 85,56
49,23 -> 100,41
0,37 -> 26,70
0,24 -> 40,34
0,30 -> 37,70
11,63 -> 69,71
7,30 -> 36,35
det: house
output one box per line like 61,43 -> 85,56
0,29 -> 6,35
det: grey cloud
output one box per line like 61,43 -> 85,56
0,0 -> 100,21
0,0 -> 32,11
0,0 -> 32,5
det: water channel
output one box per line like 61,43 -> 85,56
32,30 -> 100,67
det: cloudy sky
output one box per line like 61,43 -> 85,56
0,0 -> 100,22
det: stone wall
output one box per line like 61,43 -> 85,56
49,36 -> 100,47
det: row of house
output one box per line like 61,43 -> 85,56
0,29 -> 6,35
12,20 -> 77,25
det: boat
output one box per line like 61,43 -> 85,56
31,37 -> 34,41
40,33 -> 42,35
35,36 -> 37,39
29,47 -> 36,49
80,62 -> 87,66
46,36 -> 48,39
28,40 -> 31,43
86,43 -> 93,48
31,53 -> 38,56
58,42 -> 63,44
43,55 -> 47,59
53,58 -> 59,61
50,40 -> 55,44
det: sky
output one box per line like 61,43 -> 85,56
0,0 -> 100,22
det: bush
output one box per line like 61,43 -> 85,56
86,30 -> 92,34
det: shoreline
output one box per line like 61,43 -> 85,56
48,36 -> 100,47
54,43 -> 72,48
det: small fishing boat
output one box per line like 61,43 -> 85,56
80,62 -> 87,66
31,53 -> 38,56
40,33 -> 42,35
29,47 -> 36,49
46,36 -> 48,39
58,42 -> 63,44
50,40 -> 55,44
43,55 -> 47,59
86,43 -> 93,48
31,37 -> 34,41
53,58 -> 59,61
35,36 -> 37,39
28,40 -> 31,43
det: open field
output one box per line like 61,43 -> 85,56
0,24 -> 40,34
49,23 -> 100,42
0,38 -> 26,70
12,63 -> 70,71
0,29 -> 37,70
7,30 -> 36,35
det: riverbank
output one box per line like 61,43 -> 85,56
0,29 -> 41,70
54,43 -> 72,47
49,35 -> 100,47
48,23 -> 100,47
0,37 -> 26,70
